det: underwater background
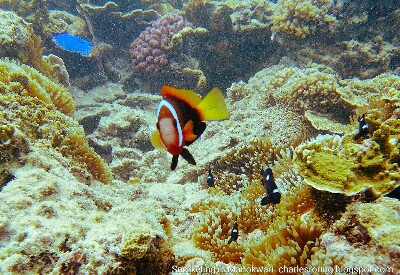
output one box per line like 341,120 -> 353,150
0,0 -> 399,274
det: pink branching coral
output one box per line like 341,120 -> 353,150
129,13 -> 193,75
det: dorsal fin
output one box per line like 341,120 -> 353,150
161,85 -> 202,109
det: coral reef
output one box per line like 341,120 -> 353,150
0,59 -> 111,184
45,10 -> 88,37
232,63 -> 400,133
337,37 -> 399,79
0,0 -> 49,35
0,10 -> 34,63
328,197 -> 400,271
130,13 -> 193,74
187,163 -> 343,271
270,0 -> 337,39
78,1 -> 159,47
41,54 -> 71,88
0,167 -> 180,273
129,13 -> 207,91
1,0 -> 400,273
0,59 -> 75,116
0,10 -> 72,86
294,108 -> 400,196
73,82 -> 167,183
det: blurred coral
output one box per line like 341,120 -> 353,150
0,10 -> 34,63
0,0 -> 49,35
45,10 -> 88,37
78,1 -> 159,46
270,0 -> 337,38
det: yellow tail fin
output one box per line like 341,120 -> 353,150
196,87 -> 230,121
151,130 -> 165,151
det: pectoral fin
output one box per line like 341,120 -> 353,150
182,120 -> 197,142
151,130 -> 165,151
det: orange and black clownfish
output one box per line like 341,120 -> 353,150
151,85 -> 230,170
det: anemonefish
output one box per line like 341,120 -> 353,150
354,113 -> 370,140
151,85 -> 230,170
207,167 -> 215,187
260,167 -> 281,205
228,219 -> 239,244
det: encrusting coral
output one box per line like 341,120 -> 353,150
328,197 -> 400,271
0,10 -> 33,63
0,58 -> 112,184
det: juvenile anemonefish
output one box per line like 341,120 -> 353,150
207,167 -> 215,188
354,113 -> 370,140
151,85 -> 230,170
228,219 -> 239,244
260,167 -> 281,205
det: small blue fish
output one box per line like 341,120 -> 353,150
52,33 -> 94,57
